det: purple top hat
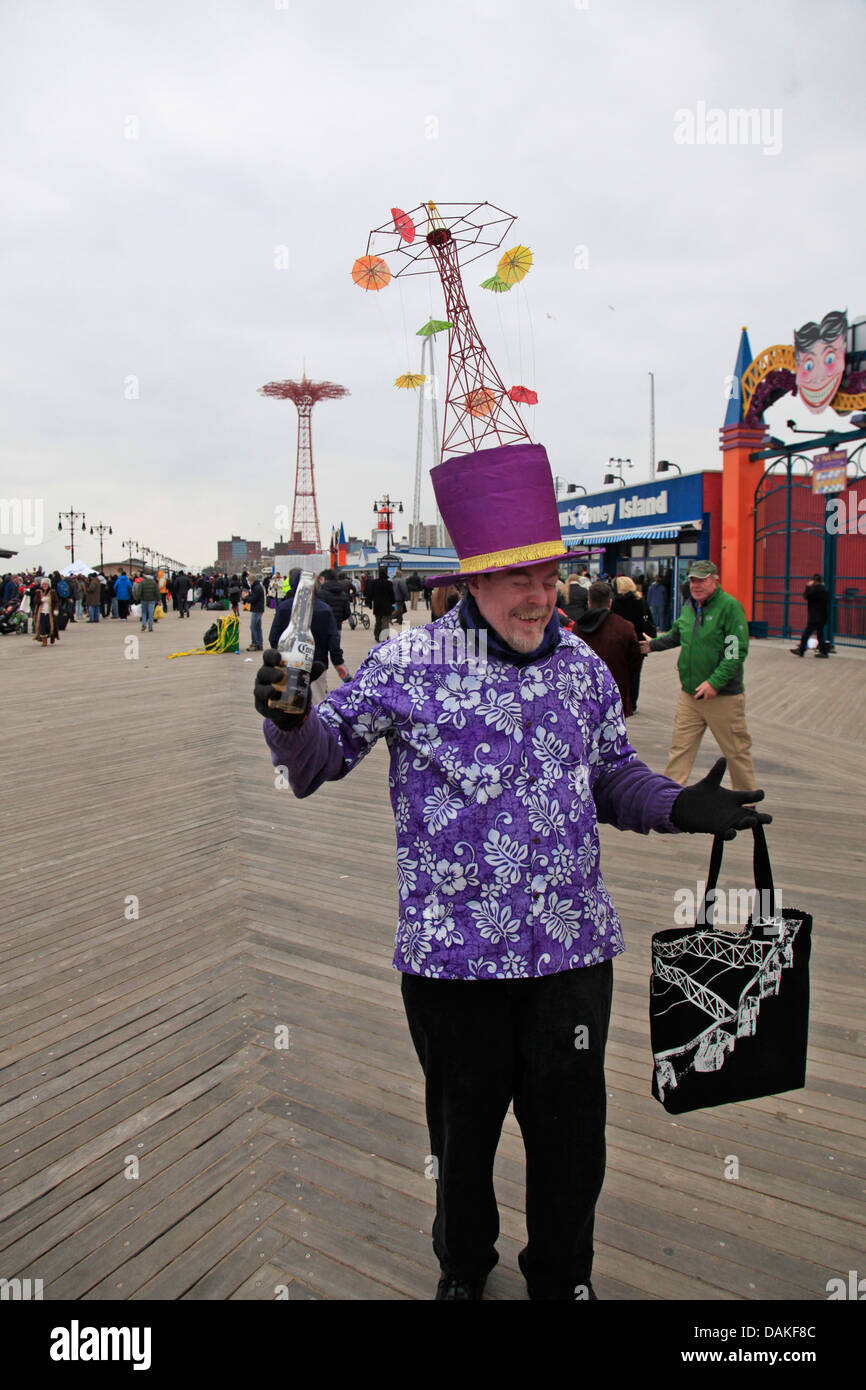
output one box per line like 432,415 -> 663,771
427,442 -> 569,587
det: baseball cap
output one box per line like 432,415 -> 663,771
687,560 -> 718,580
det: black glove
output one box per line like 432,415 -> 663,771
254,650 -> 325,731
671,758 -> 772,840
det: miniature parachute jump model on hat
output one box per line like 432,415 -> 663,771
352,201 -> 561,585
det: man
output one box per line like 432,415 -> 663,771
113,568 -> 133,620
792,573 -> 830,657
173,570 -> 190,618
316,569 -> 350,629
647,575 -> 667,631
269,568 -> 349,702
136,571 -> 160,631
393,568 -> 410,622
640,559 -> 756,790
575,581 -> 642,716
84,572 -> 101,622
255,441 -> 769,1300
246,574 -> 265,651
370,567 -> 396,641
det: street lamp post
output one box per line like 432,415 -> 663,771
58,507 -> 87,562
656,459 -> 682,476
554,477 -> 587,498
123,538 -> 137,570
90,522 -> 112,570
603,458 -> 632,487
373,494 -> 404,564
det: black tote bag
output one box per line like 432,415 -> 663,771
650,825 -> 811,1114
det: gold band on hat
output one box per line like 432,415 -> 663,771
458,539 -> 565,573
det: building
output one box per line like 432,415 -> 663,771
558,471 -> 722,621
216,536 -> 262,573
409,522 -> 451,547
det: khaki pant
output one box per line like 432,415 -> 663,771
311,671 -> 329,705
664,690 -> 757,791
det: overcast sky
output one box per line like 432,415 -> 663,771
3,0 -> 865,572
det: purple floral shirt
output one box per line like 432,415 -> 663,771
264,606 -> 683,980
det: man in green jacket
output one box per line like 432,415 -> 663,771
639,560 -> 756,790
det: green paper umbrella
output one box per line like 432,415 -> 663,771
480,275 -> 511,293
416,318 -> 453,336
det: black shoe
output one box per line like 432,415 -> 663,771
790,648 -> 804,656
434,1275 -> 486,1300
816,651 -> 829,658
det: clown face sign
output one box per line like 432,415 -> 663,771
793,309 -> 848,414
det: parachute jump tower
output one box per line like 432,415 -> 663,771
258,374 -> 349,551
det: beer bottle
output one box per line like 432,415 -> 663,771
274,573 -> 316,715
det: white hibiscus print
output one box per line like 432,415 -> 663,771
422,899 -> 464,947
459,761 -> 503,805
518,667 -> 548,701
395,792 -> 410,833
430,856 -> 476,896
550,844 -> 577,885
467,956 -> 499,978
414,837 -> 437,876
434,672 -> 484,729
411,721 -> 442,769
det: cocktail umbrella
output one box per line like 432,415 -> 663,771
497,245 -> 532,284
391,207 -> 416,243
416,318 -> 452,336
508,385 -> 538,405
464,387 -> 498,418
352,255 -> 391,290
395,373 -> 427,389
480,275 -> 511,293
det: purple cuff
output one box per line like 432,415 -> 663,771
263,711 -> 346,796
593,760 -> 683,835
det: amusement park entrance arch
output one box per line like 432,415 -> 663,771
751,423 -> 866,646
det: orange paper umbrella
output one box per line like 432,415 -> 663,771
395,373 -> 426,389
464,387 -> 498,418
509,385 -> 538,405
391,207 -> 416,243
352,255 -> 391,290
497,244 -> 532,285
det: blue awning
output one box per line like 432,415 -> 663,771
564,521 -> 701,547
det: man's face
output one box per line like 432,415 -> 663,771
470,561 -> 559,652
688,574 -> 719,604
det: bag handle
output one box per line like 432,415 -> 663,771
698,823 -> 775,927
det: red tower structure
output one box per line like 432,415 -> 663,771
258,373 -> 349,550
359,201 -> 531,459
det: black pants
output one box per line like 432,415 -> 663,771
797,620 -> 829,654
401,962 -> 613,1296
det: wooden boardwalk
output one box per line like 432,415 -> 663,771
1,604 -> 864,1301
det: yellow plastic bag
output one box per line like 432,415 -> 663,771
154,603 -> 165,620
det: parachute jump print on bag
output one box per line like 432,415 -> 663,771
650,825 -> 812,1115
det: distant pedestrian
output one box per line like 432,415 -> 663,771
114,569 -> 133,620
393,568 -> 410,622
34,579 -> 60,646
612,575 -> 654,713
575,582 -> 643,716
371,568 -> 396,641
247,575 -> 265,651
792,574 -> 830,658
229,575 -> 242,617
642,560 -> 757,790
84,573 -> 101,622
137,572 -> 160,631
408,570 -> 423,611
648,576 -> 667,632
